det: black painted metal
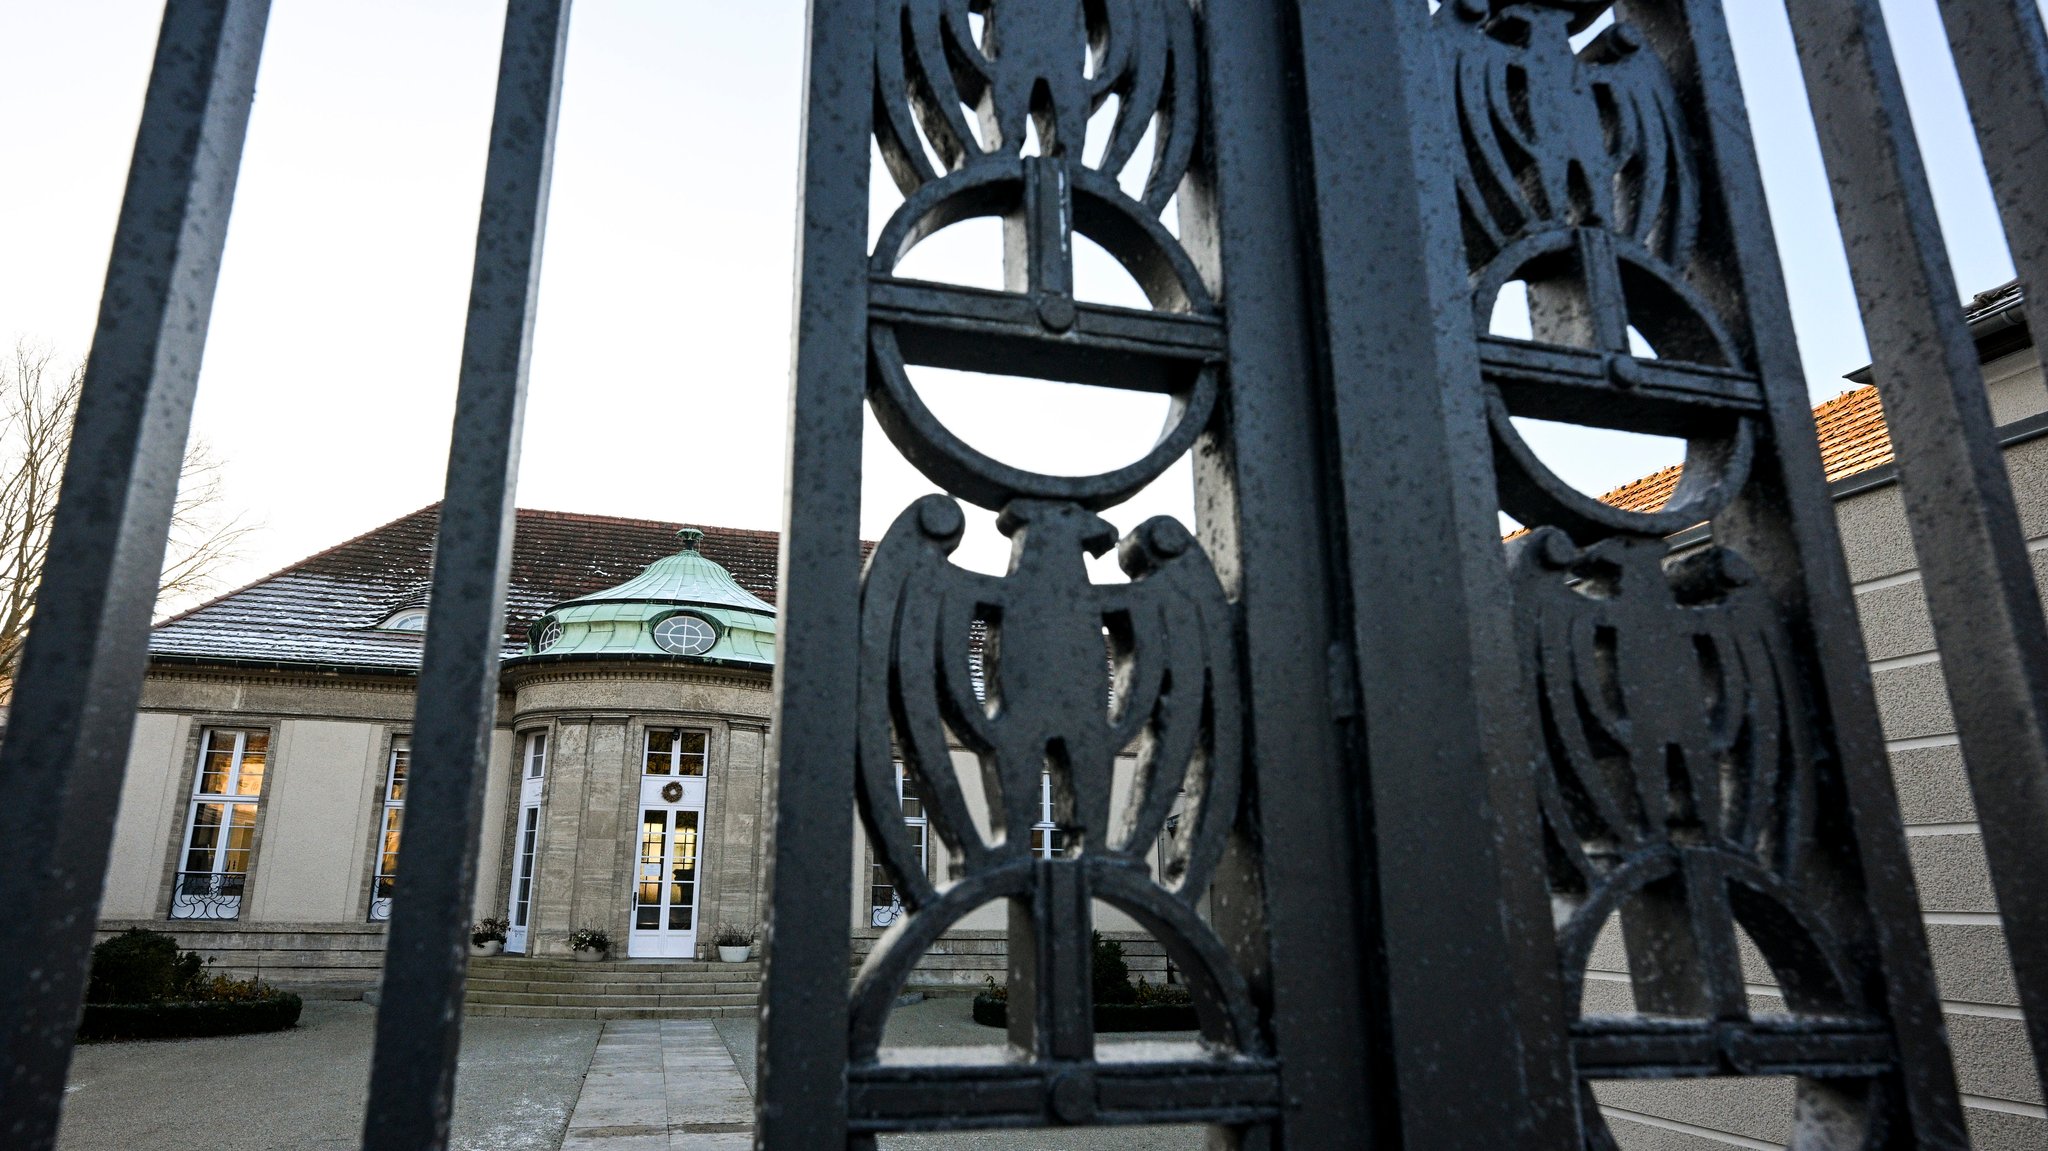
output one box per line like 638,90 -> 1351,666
0,2 -> 270,1146
753,0 -> 871,1143
1187,0 -> 1382,1143
1289,1 -> 1563,1145
1424,0 -> 1961,1145
361,2 -> 568,1147
4,0 -> 2043,1146
1927,0 -> 2048,1098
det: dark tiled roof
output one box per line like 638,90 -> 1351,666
151,505 -> 790,672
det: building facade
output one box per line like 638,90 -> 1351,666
98,510 -> 1158,993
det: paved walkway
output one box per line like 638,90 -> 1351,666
561,1021 -> 754,1151
59,1001 -> 600,1151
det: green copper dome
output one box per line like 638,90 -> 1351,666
521,529 -> 775,667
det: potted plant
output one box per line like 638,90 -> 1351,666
566,927 -> 612,962
469,916 -> 509,957
712,922 -> 754,963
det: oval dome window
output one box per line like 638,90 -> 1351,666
653,613 -> 718,657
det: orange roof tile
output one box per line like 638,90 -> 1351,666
1596,385 -> 1891,515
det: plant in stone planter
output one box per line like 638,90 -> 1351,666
566,927 -> 612,961
470,916 -> 509,957
711,922 -> 755,963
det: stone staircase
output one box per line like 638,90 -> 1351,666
463,955 -> 761,1020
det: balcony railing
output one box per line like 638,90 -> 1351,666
167,871 -> 244,921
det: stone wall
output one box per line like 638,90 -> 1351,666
96,920 -> 388,999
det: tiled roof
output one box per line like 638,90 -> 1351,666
1598,385 -> 1892,515
151,505 -> 793,672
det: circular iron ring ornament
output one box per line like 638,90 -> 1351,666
1473,227 -> 1757,541
868,160 -> 1219,513
661,781 -> 683,803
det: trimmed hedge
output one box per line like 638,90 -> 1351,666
78,994 -> 303,1042
87,929 -> 203,1003
971,993 -> 1196,1033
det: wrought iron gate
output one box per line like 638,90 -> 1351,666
3,1 -> 2048,1149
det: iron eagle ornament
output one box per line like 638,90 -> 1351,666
849,494 -> 1255,1059
1445,0 -> 1697,273
874,0 -> 1197,211
1512,529 -> 1865,1054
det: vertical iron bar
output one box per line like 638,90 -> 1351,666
1180,0 -> 1383,1143
0,2 -> 269,1145
1283,1 -> 1570,1145
360,2 -> 568,1147
755,0 -> 872,1145
1936,0 -> 2048,1093
1787,0 -> 2048,1102
1940,1 -> 2048,356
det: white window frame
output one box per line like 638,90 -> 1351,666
1031,770 -> 1066,859
507,730 -> 548,951
642,727 -> 710,776
652,612 -> 719,656
367,736 -> 409,922
523,729 -> 548,779
870,763 -> 928,927
171,728 -> 268,920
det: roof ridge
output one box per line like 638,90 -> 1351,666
514,506 -> 781,538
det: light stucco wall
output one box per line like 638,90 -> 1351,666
100,712 -> 191,919
245,719 -> 383,922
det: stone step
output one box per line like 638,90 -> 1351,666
466,978 -> 760,996
463,991 -> 758,1009
471,959 -> 759,976
463,1003 -> 757,1020
466,968 -> 763,983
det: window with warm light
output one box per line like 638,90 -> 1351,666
643,728 -> 708,776
171,728 -> 267,920
368,737 -> 408,921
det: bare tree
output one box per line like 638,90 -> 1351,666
0,342 -> 254,690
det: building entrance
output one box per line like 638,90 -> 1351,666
628,772 -> 703,958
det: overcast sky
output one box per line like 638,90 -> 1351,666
0,0 -> 2028,597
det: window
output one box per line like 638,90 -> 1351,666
652,612 -> 718,656
534,619 -> 562,652
511,807 -> 541,934
635,809 -> 699,931
368,737 -> 409,921
643,728 -> 708,775
1032,770 -> 1067,859
171,728 -> 267,920
870,763 -> 928,927
523,730 -> 548,779
378,609 -> 426,632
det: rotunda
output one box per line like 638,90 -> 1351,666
497,528 -> 776,958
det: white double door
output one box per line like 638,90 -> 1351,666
628,774 -> 706,958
